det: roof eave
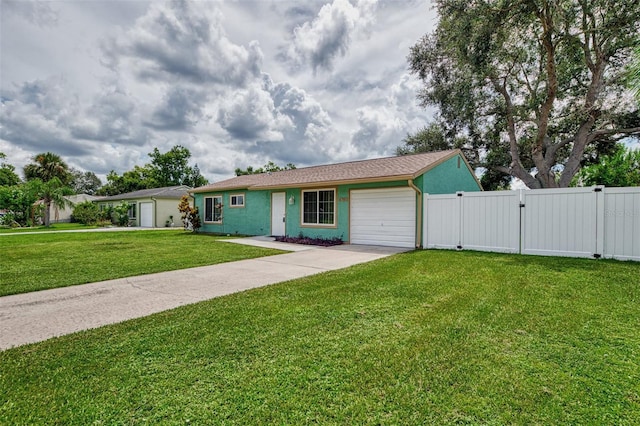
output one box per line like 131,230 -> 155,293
190,185 -> 250,194
249,174 -> 416,190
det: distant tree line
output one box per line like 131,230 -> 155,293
0,145 -> 209,227
97,145 -> 208,195
235,161 -> 296,176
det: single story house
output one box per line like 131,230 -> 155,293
95,185 -> 191,227
191,150 -> 482,248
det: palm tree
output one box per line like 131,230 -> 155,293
24,152 -> 71,183
31,178 -> 74,227
23,152 -> 72,227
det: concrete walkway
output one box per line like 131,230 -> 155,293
0,237 -> 408,351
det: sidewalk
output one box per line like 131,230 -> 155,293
0,238 -> 408,350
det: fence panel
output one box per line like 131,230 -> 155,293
424,194 -> 460,249
521,187 -> 599,258
460,191 -> 520,253
602,187 -> 640,261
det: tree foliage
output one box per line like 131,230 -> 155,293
574,144 -> 640,187
97,166 -> 156,196
405,0 -> 640,189
23,152 -> 71,185
69,168 -> 102,195
235,161 -> 296,176
97,145 -> 208,196
628,45 -> 640,101
0,152 -> 21,187
0,181 -> 40,227
148,145 -> 208,187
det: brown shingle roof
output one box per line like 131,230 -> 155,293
192,150 -> 461,193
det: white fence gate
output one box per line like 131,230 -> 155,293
424,186 -> 640,261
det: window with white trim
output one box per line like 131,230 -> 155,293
204,196 -> 223,223
230,194 -> 245,207
302,189 -> 335,225
127,203 -> 136,219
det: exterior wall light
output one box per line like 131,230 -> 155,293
289,195 -> 295,205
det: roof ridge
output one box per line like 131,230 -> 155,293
260,149 -> 458,175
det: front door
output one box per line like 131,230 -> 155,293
271,192 -> 286,236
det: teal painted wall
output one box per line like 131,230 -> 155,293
420,154 -> 482,194
194,156 -> 480,241
195,191 -> 270,235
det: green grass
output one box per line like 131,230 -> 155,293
0,222 -> 99,233
1,250 -> 638,424
0,230 -> 283,296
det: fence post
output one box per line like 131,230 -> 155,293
518,189 -> 524,255
594,186 -> 605,258
457,192 -> 463,249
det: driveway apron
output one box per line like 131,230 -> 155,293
0,239 -> 408,350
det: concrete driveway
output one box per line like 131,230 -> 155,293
0,238 -> 409,351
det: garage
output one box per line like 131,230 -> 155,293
140,202 -> 153,228
350,187 -> 416,248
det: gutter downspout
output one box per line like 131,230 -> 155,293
151,197 -> 157,228
408,179 -> 422,249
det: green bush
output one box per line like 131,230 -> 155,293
99,205 -> 114,223
0,212 -> 20,227
113,202 -> 131,226
71,201 -> 100,225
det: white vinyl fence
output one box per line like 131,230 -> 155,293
424,186 -> 640,261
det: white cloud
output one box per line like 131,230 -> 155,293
1,0 -> 59,27
102,1 -> 263,86
0,77 -> 86,155
217,83 -> 290,142
146,85 -> 208,131
71,85 -> 150,146
284,0 -> 378,72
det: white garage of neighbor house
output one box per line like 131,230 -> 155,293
95,185 -> 191,228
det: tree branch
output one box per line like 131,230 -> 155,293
532,1 -> 559,187
588,126 -> 640,142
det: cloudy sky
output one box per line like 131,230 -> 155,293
1,0 -> 438,183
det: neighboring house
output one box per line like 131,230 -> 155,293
51,194 -> 99,223
95,185 -> 191,228
191,150 -> 482,248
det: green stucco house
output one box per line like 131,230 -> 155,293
191,149 -> 482,248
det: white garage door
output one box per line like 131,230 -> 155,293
140,202 -> 153,228
350,187 -> 416,248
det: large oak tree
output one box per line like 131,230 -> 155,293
405,0 -> 640,189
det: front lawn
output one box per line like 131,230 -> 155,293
0,222 -> 99,233
1,250 -> 638,424
0,230 -> 283,296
